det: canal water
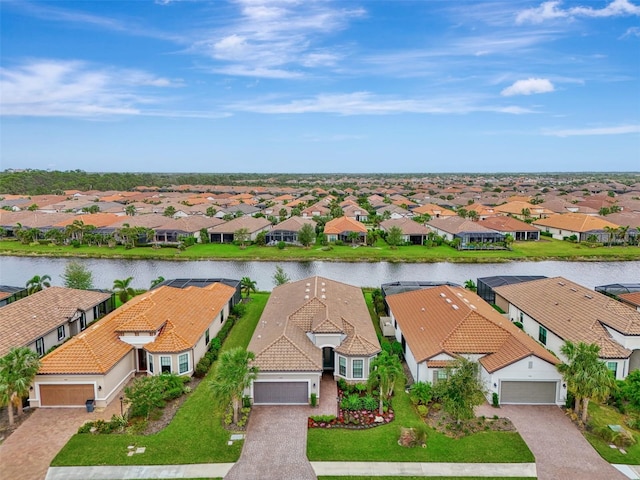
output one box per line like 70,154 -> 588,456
0,256 -> 637,291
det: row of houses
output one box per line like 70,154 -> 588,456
3,274 -> 639,409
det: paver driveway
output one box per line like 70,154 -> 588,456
479,404 -> 627,480
223,406 -> 316,480
0,400 -> 124,480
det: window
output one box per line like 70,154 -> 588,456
339,356 -> 346,376
160,356 -> 171,373
148,354 -> 154,373
519,312 -> 523,322
538,326 -> 547,345
79,313 -> 87,331
437,369 -> 448,381
35,337 -> 45,356
179,353 -> 189,374
353,359 -> 363,379
607,362 -> 617,377
221,312 -> 224,324
205,329 -> 210,345
57,325 -> 65,341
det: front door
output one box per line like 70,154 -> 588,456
137,349 -> 147,371
322,347 -> 334,371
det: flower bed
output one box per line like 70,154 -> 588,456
308,386 -> 395,429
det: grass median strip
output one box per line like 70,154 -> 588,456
51,293 -> 268,467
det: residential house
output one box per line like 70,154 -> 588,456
266,216 -> 317,245
426,216 -> 505,249
411,203 -> 457,219
494,201 -> 553,220
375,204 -> 412,219
386,285 -> 563,405
154,216 -> 224,244
479,216 -> 540,241
476,276 -> 547,306
341,204 -> 369,222
533,213 -> 619,242
380,218 -> 430,245
0,285 -> 28,307
301,203 -> 330,218
324,216 -> 368,244
247,276 -> 381,405
29,281 -> 237,408
620,292 -> 640,312
493,277 -> 640,379
208,217 -> 271,243
0,287 -> 115,358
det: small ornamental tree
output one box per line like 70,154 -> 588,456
210,348 -> 258,424
367,351 -> 404,415
433,358 -> 486,425
273,265 -> 290,286
0,347 -> 40,426
386,226 -> 403,249
240,277 -> 257,299
26,274 -> 51,294
113,277 -> 136,303
62,261 -> 94,290
298,223 -> 316,247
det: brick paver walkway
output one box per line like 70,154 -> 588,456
0,396 -> 125,480
477,404 -> 627,480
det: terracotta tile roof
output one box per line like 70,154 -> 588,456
533,213 -> 619,232
494,201 -> 554,217
271,216 -> 316,232
494,277 -> 640,359
54,213 -> 121,228
324,216 -> 367,234
426,360 -> 455,368
208,216 -> 271,234
479,216 -> 540,232
249,277 -> 380,372
411,203 -> 457,217
427,216 -> 497,234
380,218 -> 430,235
620,292 -> 640,308
38,283 -> 235,373
0,287 -> 112,357
386,286 -> 558,372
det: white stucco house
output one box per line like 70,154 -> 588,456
386,285 -> 565,405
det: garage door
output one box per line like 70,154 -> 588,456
500,381 -> 557,404
253,382 -> 308,405
40,384 -> 94,407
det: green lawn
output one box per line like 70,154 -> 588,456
2,237 -> 639,263
51,293 -> 268,467
307,382 -> 534,463
584,402 -> 640,464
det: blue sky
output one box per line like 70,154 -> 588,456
1,0 -> 639,173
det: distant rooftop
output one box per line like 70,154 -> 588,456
595,284 -> 640,297
381,281 -> 460,298
152,278 -> 240,290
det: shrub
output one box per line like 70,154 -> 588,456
513,321 -> 523,329
310,393 -> 317,407
362,395 -> 378,411
242,395 -> 251,408
341,394 -> 362,411
355,383 -> 367,394
310,414 -> 336,423
231,304 -> 247,318
334,240 -> 344,246
337,378 -> 348,392
194,356 -> 211,378
409,382 -> 432,405
492,392 -> 499,408
209,337 -> 222,354
416,405 -> 429,417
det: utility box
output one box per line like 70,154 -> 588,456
85,399 -> 95,413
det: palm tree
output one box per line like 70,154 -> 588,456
463,279 -> 477,292
240,277 -> 257,299
347,231 -> 361,246
150,276 -> 165,289
367,351 -> 404,415
26,274 -> 51,294
603,226 -> 616,247
557,341 -> 616,423
113,277 -> 136,303
467,210 -> 479,222
617,225 -> 629,247
0,347 -> 41,426
125,205 -> 137,216
210,348 -> 258,424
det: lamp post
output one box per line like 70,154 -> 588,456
119,396 -> 124,416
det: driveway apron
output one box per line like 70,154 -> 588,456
224,406 -> 316,480
481,404 -> 627,480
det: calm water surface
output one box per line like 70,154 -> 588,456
0,256 -> 637,291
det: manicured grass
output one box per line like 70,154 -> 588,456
51,293 -> 268,467
584,402 -> 640,464
2,237 -> 639,263
307,382 -> 534,463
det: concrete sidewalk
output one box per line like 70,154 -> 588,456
46,462 -> 537,479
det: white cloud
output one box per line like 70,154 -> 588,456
501,78 -> 555,96
0,59 -> 182,117
197,0 -> 364,78
228,91 -> 536,115
622,26 -> 640,37
544,124 -> 640,137
517,0 -> 640,24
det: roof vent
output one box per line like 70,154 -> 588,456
452,304 -> 459,310
421,307 -> 425,312
585,294 -> 593,299
456,292 -> 463,297
570,288 -> 577,292
439,293 -> 446,298
306,283 -> 311,287
305,288 -> 310,293
446,298 -> 452,303
470,304 -> 476,309
321,288 -> 325,292
558,282 -> 565,286
321,295 -> 326,299
321,282 -> 325,286
304,295 -> 309,299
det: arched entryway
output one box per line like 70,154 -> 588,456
322,346 -> 335,372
